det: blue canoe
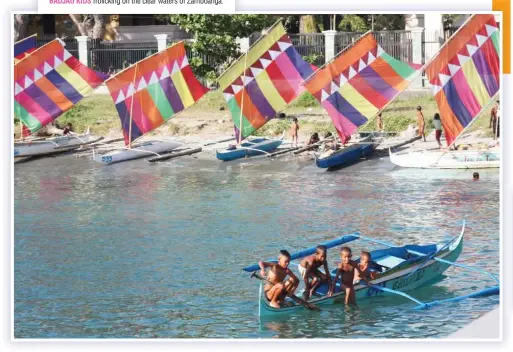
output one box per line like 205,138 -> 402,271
216,137 -> 283,161
243,222 -> 500,318
315,136 -> 381,169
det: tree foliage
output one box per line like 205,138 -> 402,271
161,15 -> 276,81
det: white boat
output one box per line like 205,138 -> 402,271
389,147 -> 500,169
14,133 -> 103,158
93,140 -> 182,165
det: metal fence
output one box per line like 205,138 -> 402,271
88,39 -> 158,74
35,34 -> 79,59
289,34 -> 325,67
336,30 -> 413,63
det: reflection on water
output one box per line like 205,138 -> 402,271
14,155 -> 499,338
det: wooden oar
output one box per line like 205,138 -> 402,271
250,272 -> 321,311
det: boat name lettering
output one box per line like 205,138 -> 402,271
14,149 -> 20,156
102,156 -> 112,163
392,268 -> 425,290
366,281 -> 386,297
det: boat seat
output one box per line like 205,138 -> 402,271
374,255 -> 405,270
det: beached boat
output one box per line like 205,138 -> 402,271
93,140 -> 182,165
216,136 -> 283,161
315,135 -> 381,169
243,222 -> 499,317
14,132 -> 103,158
389,147 -> 500,169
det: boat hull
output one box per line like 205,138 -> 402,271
389,148 -> 500,169
216,138 -> 283,161
258,231 -> 464,317
315,137 -> 381,169
93,140 -> 182,164
14,134 -> 103,158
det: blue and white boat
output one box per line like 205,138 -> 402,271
216,136 -> 284,161
315,135 -> 381,169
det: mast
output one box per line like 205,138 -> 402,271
128,63 -> 138,149
238,51 -> 248,143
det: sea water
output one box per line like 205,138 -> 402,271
14,154 -> 500,338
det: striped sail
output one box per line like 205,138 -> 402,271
14,39 -> 109,132
218,22 -> 316,141
303,32 -> 422,144
426,14 -> 500,146
14,35 -> 36,63
106,41 -> 209,145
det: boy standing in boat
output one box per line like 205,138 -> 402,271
298,245 -> 332,300
259,250 -> 299,308
328,247 -> 366,305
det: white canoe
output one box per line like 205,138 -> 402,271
14,133 -> 103,158
93,140 -> 182,165
389,148 -> 500,169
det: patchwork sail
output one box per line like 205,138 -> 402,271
14,34 -> 36,63
106,41 -> 209,145
303,32 -> 422,144
14,39 -> 109,132
218,21 -> 316,141
425,14 -> 500,146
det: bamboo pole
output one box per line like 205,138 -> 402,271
128,63 -> 138,149
238,51 -> 249,143
14,33 -> 37,45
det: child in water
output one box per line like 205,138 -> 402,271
328,247 -> 366,305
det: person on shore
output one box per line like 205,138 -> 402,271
63,123 -> 73,136
433,113 -> 443,149
290,117 -> 299,147
417,106 -> 426,142
353,251 -> 376,284
328,247 -> 366,305
490,101 -> 500,139
376,113 -> 384,132
298,245 -> 332,300
307,132 -> 320,146
473,172 -> 480,181
259,250 -> 299,308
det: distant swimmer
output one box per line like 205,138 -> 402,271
473,172 -> 479,181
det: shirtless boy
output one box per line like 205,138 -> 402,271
353,251 -> 376,284
328,247 -> 366,305
298,245 -> 332,300
259,250 -> 299,308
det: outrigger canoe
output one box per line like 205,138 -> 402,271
14,132 -> 103,158
315,135 -> 382,169
243,222 -> 499,318
216,137 -> 284,161
93,140 -> 182,165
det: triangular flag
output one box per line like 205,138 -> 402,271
268,50 -> 281,60
33,68 -> 43,81
467,44 -> 478,56
14,82 -> 23,95
448,64 -> 460,76
63,50 -> 72,61
277,41 -> 292,52
320,89 -> 330,102
180,55 -> 189,68
358,58 -> 367,72
223,92 -> 234,101
53,56 -> 63,68
439,73 -> 451,86
160,65 -> 170,80
476,34 -> 488,47
137,77 -> 147,91
148,71 -> 159,85
24,76 -> 33,88
485,24 -> 498,37
348,66 -> 357,79
44,62 -> 53,74
115,90 -> 125,104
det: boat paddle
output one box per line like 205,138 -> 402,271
250,272 -> 321,311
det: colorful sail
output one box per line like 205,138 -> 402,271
106,41 -> 209,145
303,32 -> 422,144
14,39 -> 109,133
21,124 -> 32,139
218,22 -> 316,141
425,15 -> 500,146
14,35 -> 36,63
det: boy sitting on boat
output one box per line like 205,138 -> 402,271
328,247 -> 367,305
259,250 -> 299,308
353,251 -> 377,284
298,245 -> 332,300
